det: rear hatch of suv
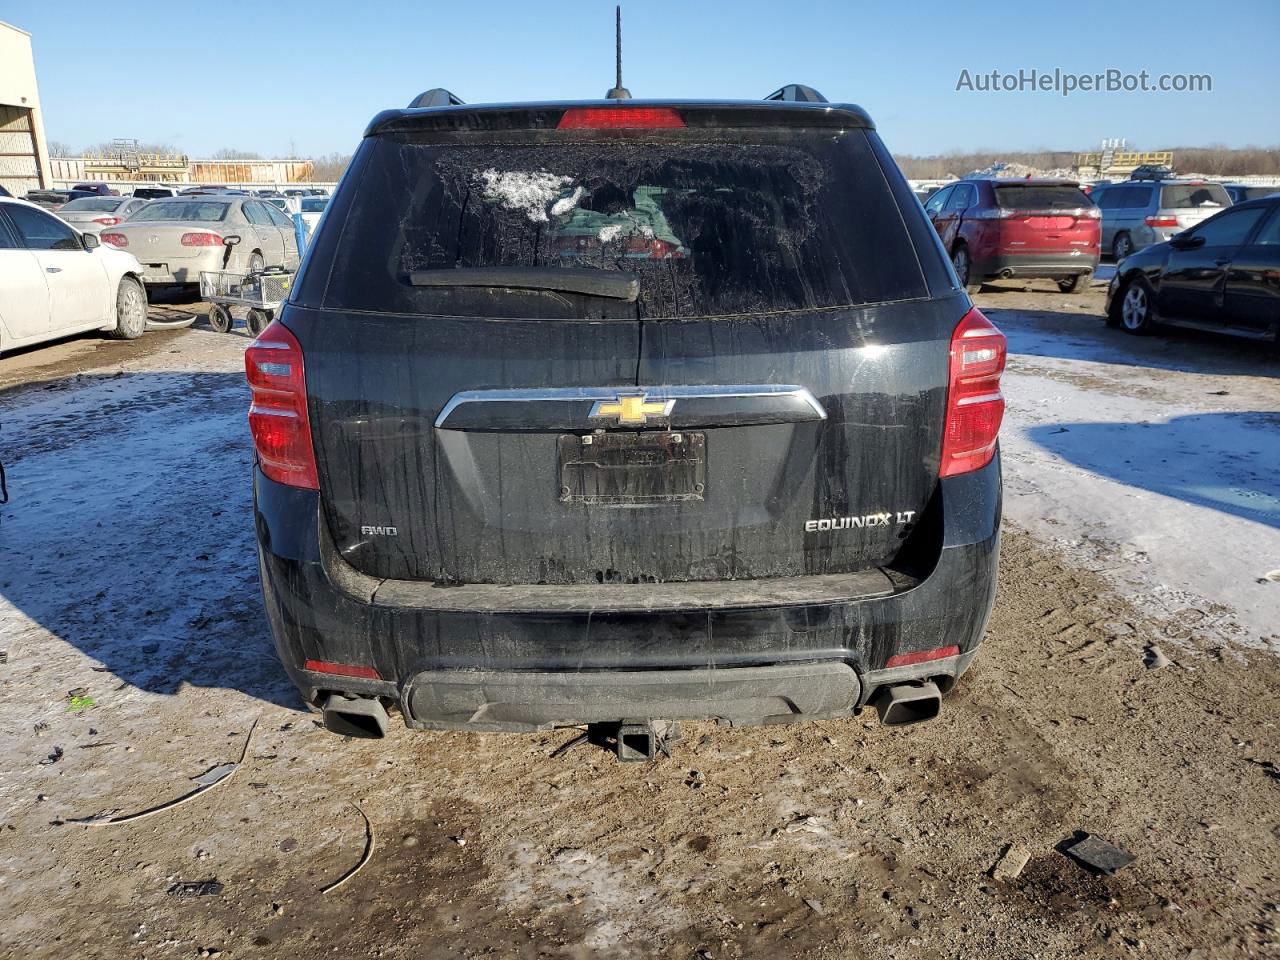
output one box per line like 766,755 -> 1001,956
282,103 -> 965,588
1158,181 -> 1231,231
989,181 -> 1099,256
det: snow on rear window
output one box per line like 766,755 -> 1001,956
477,169 -> 574,223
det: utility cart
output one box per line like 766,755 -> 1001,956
199,269 -> 294,337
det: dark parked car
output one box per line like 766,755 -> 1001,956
70,182 -> 120,197
246,87 -> 1007,753
131,185 -> 179,200
23,189 -> 72,211
1106,195 -> 1280,341
1222,184 -> 1278,204
923,178 -> 1100,293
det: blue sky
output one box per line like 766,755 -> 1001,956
10,0 -> 1278,158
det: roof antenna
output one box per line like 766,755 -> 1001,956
604,5 -> 631,99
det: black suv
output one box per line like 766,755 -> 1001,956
246,87 -> 1006,751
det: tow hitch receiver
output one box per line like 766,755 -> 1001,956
588,720 -> 682,762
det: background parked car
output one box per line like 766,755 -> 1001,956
1222,183 -> 1278,204
923,177 -> 1100,292
1091,179 -> 1231,260
0,196 -> 188,354
23,189 -> 72,212
99,195 -> 301,289
1107,196 -> 1280,341
298,195 -> 327,236
56,196 -> 149,232
70,182 -> 120,197
131,185 -> 179,200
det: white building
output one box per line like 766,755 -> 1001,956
0,21 -> 51,196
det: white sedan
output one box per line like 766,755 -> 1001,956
0,197 -> 186,355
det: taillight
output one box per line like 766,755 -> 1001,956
940,308 -> 1006,478
1145,215 -> 1179,228
100,232 -> 127,247
245,320 -> 318,490
92,216 -> 121,226
558,107 -> 684,129
182,231 -> 224,246
303,659 -> 381,680
1085,207 -> 1102,219
886,645 -> 960,669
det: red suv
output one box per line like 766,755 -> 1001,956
923,178 -> 1100,293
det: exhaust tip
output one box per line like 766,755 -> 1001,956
872,681 -> 942,726
320,694 -> 389,739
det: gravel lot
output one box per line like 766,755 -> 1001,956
0,285 -> 1277,960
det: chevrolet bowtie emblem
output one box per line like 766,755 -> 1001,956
589,394 -> 675,426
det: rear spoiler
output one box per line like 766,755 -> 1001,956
367,99 -> 872,138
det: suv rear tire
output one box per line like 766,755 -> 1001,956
107,276 -> 147,340
1112,232 -> 1132,261
951,244 -> 982,294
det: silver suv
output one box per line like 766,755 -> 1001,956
1092,178 -> 1231,260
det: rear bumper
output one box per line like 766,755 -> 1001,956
138,249 -> 224,285
254,456 -> 1001,731
972,251 -> 1099,281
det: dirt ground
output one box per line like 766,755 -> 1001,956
1,285 -> 1277,960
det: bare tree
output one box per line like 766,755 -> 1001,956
47,140 -> 75,157
308,152 -> 353,182
211,148 -> 263,160
81,141 -> 181,158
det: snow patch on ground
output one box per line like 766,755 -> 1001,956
996,316 -> 1280,651
965,160 -> 1076,179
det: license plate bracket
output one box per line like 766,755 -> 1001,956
559,432 -> 705,504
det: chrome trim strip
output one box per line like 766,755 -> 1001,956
435,384 -> 826,428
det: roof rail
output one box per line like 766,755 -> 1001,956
764,84 -> 828,104
408,88 -> 465,109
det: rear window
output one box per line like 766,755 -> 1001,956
130,200 -> 229,222
301,198 -> 327,212
993,184 -> 1092,211
322,130 -> 927,318
1160,183 -> 1230,209
133,187 -> 173,199
61,197 -> 122,212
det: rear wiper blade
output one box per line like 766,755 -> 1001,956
409,267 -> 638,302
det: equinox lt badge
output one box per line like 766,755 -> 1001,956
804,511 -> 915,532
